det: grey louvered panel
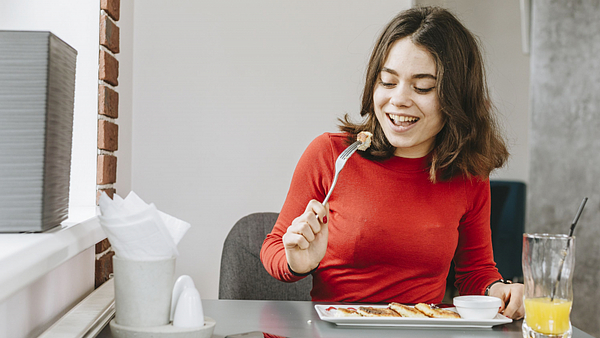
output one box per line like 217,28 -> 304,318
0,31 -> 77,232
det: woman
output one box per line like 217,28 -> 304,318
260,6 -> 524,319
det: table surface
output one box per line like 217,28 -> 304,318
97,299 -> 594,338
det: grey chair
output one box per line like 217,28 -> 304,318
218,212 -> 312,300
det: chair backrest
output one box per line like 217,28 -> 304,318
446,180 -> 526,292
218,212 -> 312,300
489,180 -> 526,282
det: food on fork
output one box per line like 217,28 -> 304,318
357,306 -> 401,317
389,302 -> 429,318
414,303 -> 461,319
357,131 -> 373,151
334,307 -> 362,317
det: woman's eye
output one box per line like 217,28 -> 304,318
414,86 -> 435,93
379,81 -> 396,88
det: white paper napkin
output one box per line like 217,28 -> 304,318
98,191 -> 191,261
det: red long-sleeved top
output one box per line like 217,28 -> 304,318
260,133 -> 501,303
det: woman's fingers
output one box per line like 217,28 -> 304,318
489,282 -> 525,320
290,217 -> 316,241
283,200 -> 330,274
502,284 -> 524,319
282,232 -> 310,250
283,200 -> 329,250
306,199 -> 328,226
285,213 -> 319,247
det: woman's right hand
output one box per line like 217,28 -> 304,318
282,199 -> 329,275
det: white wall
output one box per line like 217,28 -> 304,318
114,0 -> 134,195
129,0 -> 413,299
0,0 -> 100,222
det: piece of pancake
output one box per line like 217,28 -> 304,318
389,302 -> 429,318
357,306 -> 401,317
357,131 -> 373,151
414,303 -> 461,319
334,307 -> 362,317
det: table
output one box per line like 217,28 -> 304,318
97,299 -> 594,338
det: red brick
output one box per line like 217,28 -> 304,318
99,50 -> 119,86
99,84 -> 118,118
96,188 -> 116,205
97,154 -> 117,185
98,120 -> 118,151
100,14 -> 120,54
101,0 -> 120,21
95,238 -> 112,254
95,250 -> 115,288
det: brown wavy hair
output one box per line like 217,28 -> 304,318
339,6 -> 508,182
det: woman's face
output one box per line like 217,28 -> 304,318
373,37 -> 444,158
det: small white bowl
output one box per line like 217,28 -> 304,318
453,296 -> 502,319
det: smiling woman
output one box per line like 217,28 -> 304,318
373,37 -> 443,159
339,6 -> 509,182
261,6 -> 525,320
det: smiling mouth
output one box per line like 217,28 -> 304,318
388,114 -> 419,127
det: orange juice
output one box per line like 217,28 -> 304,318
524,297 -> 572,335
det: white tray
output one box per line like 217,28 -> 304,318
315,304 -> 512,329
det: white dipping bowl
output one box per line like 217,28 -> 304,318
453,296 -> 502,319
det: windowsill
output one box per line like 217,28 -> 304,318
38,278 -> 115,338
0,214 -> 106,303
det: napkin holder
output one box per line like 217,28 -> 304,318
111,256 -> 216,338
113,256 -> 176,326
109,318 -> 216,338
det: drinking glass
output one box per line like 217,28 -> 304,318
522,234 -> 575,338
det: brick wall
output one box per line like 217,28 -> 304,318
95,0 -> 120,289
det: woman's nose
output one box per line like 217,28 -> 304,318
389,85 -> 413,108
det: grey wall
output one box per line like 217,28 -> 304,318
528,0 -> 600,336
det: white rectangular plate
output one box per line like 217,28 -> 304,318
315,304 -> 512,329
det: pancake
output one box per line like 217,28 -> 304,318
334,307 -> 362,317
357,306 -> 401,317
389,302 -> 429,318
357,131 -> 373,151
414,303 -> 461,319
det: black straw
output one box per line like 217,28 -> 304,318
550,197 -> 588,301
569,197 -> 588,237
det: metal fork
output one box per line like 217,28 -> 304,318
321,140 -> 361,204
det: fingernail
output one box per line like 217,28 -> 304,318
323,216 -> 328,223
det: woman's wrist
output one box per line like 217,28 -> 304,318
484,278 -> 512,296
287,263 -> 319,277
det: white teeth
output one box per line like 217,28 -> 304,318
389,114 -> 418,123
